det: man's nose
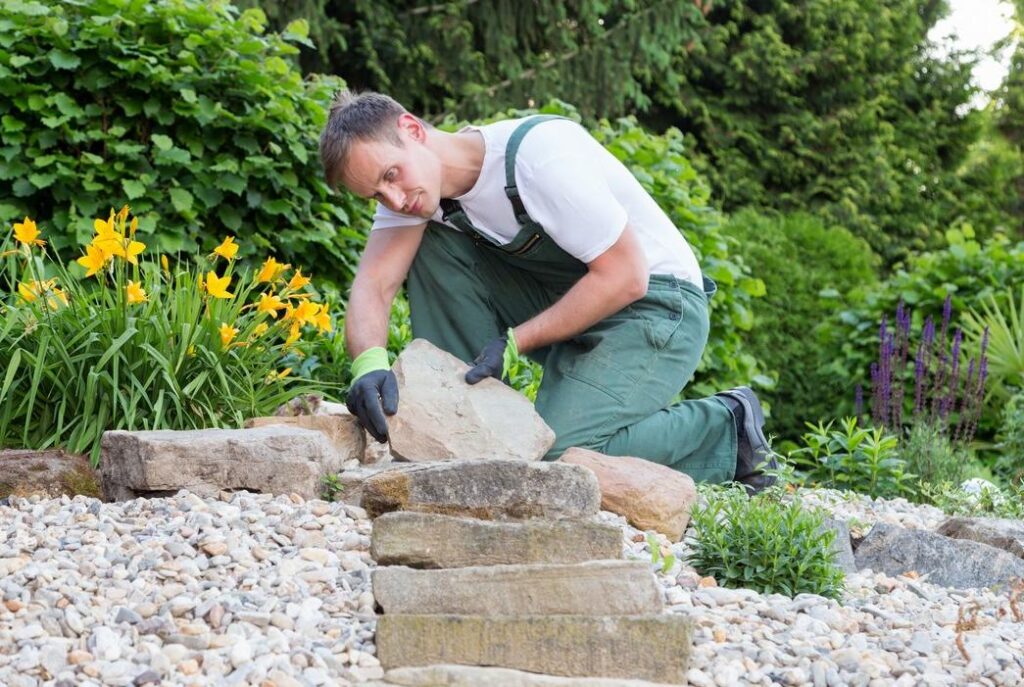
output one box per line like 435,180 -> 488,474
383,188 -> 406,211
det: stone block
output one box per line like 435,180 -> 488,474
373,664 -> 685,687
245,414 -> 365,463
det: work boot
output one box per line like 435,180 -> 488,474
714,386 -> 778,495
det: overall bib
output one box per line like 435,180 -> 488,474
406,116 -> 737,483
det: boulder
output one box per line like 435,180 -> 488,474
558,448 -> 696,541
373,664 -> 684,687
269,395 -> 395,465
853,523 -> 1024,589
375,614 -> 693,683
100,426 -> 344,501
0,449 -> 100,500
244,414 -> 365,463
936,517 -> 1024,560
388,339 -> 555,462
821,517 -> 857,573
372,561 -> 661,616
370,512 -> 622,568
360,460 -> 601,520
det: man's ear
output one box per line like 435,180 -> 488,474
397,112 -> 426,143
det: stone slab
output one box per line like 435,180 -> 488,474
360,459 -> 601,520
370,512 -> 623,568
372,560 -> 661,616
370,664 -> 684,687
936,516 -> 1024,560
245,414 -> 365,463
100,426 -> 343,501
388,339 -> 555,462
0,449 -> 100,499
375,614 -> 693,684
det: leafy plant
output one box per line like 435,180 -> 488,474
686,486 -> 845,599
961,286 -> 1024,403
646,532 -> 677,574
0,211 -> 337,463
899,422 -> 970,495
501,328 -> 543,402
995,390 -> 1024,484
320,473 -> 344,502
0,0 -> 372,289
919,479 -> 1024,519
789,417 -> 915,499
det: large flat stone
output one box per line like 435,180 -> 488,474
245,414 -> 365,463
360,460 -> 600,520
936,517 -> 1024,560
389,339 -> 555,462
854,523 -> 1024,589
372,560 -> 661,616
372,664 -> 684,687
0,449 -> 100,499
100,426 -> 343,501
370,512 -> 622,568
558,448 -> 696,541
375,614 -> 692,683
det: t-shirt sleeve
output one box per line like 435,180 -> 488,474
516,124 -> 628,263
372,203 -> 424,231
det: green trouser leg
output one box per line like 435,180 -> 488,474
406,224 -> 738,484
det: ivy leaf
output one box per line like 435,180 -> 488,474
48,49 -> 80,70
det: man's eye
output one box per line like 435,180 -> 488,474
385,169 -> 396,182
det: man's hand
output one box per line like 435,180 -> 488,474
465,335 -> 508,384
346,346 -> 398,443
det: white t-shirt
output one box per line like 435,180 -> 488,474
372,117 -> 702,287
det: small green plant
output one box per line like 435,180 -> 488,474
899,422 -> 970,495
686,486 -> 845,599
320,473 -> 344,502
919,480 -> 1024,519
995,390 -> 1024,484
789,417 -> 915,499
502,328 -> 543,402
646,533 -> 677,574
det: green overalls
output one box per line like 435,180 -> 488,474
406,116 -> 737,483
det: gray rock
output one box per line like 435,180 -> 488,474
375,664 -> 687,686
245,415 -> 365,463
388,340 -> 555,462
821,518 -> 856,573
936,517 -> 1024,560
370,512 -> 622,568
372,560 -> 661,616
360,460 -> 600,521
854,523 -> 1024,588
100,426 -> 345,501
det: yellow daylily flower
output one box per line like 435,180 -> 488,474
266,367 -> 292,383
204,271 -> 234,299
252,322 -> 269,337
76,244 -> 107,277
161,255 -> 170,275
213,236 -> 239,261
124,239 -> 146,265
256,257 -> 289,283
256,292 -> 286,318
18,279 -> 68,309
91,212 -> 126,260
219,322 -> 238,348
125,281 -> 147,304
286,300 -> 319,326
116,205 -> 130,225
285,320 -> 302,346
287,268 -> 310,291
13,217 -> 45,248
94,210 -> 115,235
129,216 -> 138,237
313,303 -> 332,333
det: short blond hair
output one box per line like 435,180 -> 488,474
319,91 -> 407,190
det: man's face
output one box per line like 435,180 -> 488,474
341,119 -> 440,219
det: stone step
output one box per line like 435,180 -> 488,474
375,614 -> 693,684
372,560 -> 661,616
370,512 -> 623,568
245,414 -> 365,463
360,459 -> 600,520
100,426 -> 343,501
368,664 -> 685,686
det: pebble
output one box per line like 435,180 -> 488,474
1,488 -> 1022,686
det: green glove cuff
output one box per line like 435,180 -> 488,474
351,346 -> 390,381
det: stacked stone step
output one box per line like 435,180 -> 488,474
361,460 -> 694,686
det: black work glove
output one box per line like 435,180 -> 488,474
465,335 -> 508,385
346,369 -> 399,443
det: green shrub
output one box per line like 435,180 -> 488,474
721,210 -> 879,441
789,417 -> 915,500
919,479 -> 1024,519
686,486 -> 845,599
995,390 -> 1024,484
899,422 -> 969,494
0,0 -> 372,289
961,286 -> 1024,403
0,211 -> 335,462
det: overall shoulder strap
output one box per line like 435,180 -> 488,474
504,115 -> 565,226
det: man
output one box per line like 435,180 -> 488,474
319,91 -> 776,491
